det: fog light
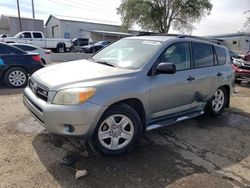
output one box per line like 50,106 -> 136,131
64,124 -> 75,133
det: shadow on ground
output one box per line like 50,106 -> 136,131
0,84 -> 24,95
32,111 -> 250,187
32,133 -> 208,188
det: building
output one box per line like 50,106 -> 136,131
0,15 -> 44,36
208,32 -> 250,53
45,15 -> 135,42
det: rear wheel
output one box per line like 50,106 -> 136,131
57,44 -> 65,53
205,87 -> 227,116
4,67 -> 28,88
91,104 -> 142,156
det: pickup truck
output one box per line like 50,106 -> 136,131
1,31 -> 72,53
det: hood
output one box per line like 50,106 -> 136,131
32,59 -> 134,90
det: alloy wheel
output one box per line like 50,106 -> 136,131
212,89 -> 225,112
8,70 -> 26,87
98,114 -> 134,150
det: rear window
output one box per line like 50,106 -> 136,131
14,45 -> 37,51
33,32 -> 43,38
214,46 -> 227,65
0,44 -> 26,55
192,42 -> 214,68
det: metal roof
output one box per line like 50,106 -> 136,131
45,15 -> 121,27
208,32 -> 250,38
91,30 -> 133,36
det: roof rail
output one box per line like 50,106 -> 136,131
136,33 -> 222,44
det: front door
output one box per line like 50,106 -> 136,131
150,42 -> 196,119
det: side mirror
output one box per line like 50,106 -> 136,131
156,62 -> 176,74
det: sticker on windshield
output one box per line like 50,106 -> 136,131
142,41 -> 161,46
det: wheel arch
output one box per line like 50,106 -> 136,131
3,65 -> 28,77
221,84 -> 230,108
56,42 -> 66,48
104,98 -> 147,133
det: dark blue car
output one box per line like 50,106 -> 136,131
81,41 -> 111,53
0,42 -> 44,88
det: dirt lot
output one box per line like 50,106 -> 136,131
0,84 -> 250,188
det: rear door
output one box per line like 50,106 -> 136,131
150,42 -> 196,119
32,32 -> 45,48
189,42 -> 220,108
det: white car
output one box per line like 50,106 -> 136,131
11,43 -> 52,65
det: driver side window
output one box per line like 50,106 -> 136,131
159,42 -> 190,71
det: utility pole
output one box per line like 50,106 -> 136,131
31,0 -> 35,18
16,0 -> 22,31
163,0 -> 167,33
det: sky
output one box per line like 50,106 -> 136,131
0,0 -> 249,36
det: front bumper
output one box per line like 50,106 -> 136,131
23,87 -> 106,137
232,64 -> 250,80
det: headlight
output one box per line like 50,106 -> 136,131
52,88 -> 96,105
233,59 -> 244,67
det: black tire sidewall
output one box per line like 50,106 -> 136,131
4,67 -> 28,88
91,104 -> 142,156
205,87 -> 227,116
57,45 -> 65,53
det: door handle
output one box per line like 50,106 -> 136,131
186,76 -> 195,82
217,72 -> 223,77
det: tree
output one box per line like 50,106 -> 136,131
243,10 -> 250,31
117,0 -> 212,33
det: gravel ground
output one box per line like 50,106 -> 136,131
0,84 -> 250,188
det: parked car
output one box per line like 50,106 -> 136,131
81,41 -> 111,53
0,42 -> 44,88
231,57 -> 250,84
23,35 -> 234,156
241,51 -> 250,62
10,43 -> 52,65
72,38 -> 92,52
72,38 -> 90,47
0,31 -> 72,53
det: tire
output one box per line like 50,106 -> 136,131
4,67 -> 28,88
235,79 -> 242,84
57,44 -> 65,53
91,104 -> 142,156
205,87 -> 227,117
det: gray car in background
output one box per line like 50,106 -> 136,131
23,35 -> 234,155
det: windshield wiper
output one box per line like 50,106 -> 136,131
96,61 -> 116,67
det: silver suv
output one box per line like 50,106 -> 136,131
23,35 -> 234,155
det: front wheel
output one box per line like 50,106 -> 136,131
91,104 -> 142,156
205,87 -> 227,116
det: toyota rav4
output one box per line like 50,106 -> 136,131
23,35 -> 234,155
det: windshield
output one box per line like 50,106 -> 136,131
92,39 -> 163,69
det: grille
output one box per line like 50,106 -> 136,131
241,64 -> 250,70
29,79 -> 49,102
